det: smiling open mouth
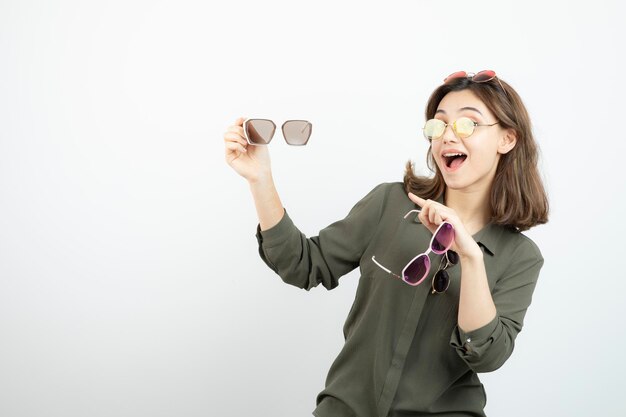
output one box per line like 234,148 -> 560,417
443,152 -> 467,170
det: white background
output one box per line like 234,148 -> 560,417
1,0 -> 624,416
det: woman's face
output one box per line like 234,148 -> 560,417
430,89 -> 515,193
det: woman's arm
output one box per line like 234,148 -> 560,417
249,173 -> 286,232
254,183 -> 390,291
450,240 -> 544,373
457,250 -> 497,333
405,192 -> 544,373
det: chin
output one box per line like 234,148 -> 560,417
440,171 -> 473,190
442,179 -> 468,190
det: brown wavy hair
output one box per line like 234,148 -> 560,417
403,76 -> 549,231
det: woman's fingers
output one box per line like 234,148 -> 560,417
418,205 -> 433,229
223,131 -> 248,148
419,199 -> 435,224
224,124 -> 245,139
227,124 -> 245,137
421,200 -> 448,227
432,204 -> 447,225
428,205 -> 438,224
225,141 -> 247,155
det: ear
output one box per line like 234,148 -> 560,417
497,128 -> 517,154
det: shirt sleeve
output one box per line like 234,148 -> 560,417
254,182 -> 389,291
449,237 -> 544,373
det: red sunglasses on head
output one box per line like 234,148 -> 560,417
443,70 -> 508,97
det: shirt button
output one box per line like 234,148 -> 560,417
466,338 -> 472,343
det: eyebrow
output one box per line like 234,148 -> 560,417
435,106 -> 484,116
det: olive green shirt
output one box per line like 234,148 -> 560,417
254,181 -> 544,417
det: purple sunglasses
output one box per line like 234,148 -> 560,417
372,209 -> 456,286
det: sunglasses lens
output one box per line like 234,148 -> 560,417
432,223 -> 455,254
446,249 -> 459,265
432,269 -> 450,293
453,117 -> 476,139
245,119 -> 275,145
282,120 -> 311,145
404,254 -> 430,285
444,71 -> 466,83
472,70 -> 496,82
423,119 -> 445,141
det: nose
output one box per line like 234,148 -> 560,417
441,122 -> 460,144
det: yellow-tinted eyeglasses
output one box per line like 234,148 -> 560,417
422,117 -> 499,141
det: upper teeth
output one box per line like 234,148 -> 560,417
443,153 -> 465,157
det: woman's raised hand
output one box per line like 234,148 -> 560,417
223,117 -> 272,183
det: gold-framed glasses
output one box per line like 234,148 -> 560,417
422,117 -> 499,142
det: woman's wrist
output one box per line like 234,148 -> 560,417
459,245 -> 484,264
248,170 -> 273,185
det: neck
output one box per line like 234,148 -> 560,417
444,187 -> 491,235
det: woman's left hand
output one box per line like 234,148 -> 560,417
407,192 -> 482,260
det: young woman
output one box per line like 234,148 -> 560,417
223,70 -> 549,417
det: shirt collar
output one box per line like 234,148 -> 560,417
409,193 -> 501,256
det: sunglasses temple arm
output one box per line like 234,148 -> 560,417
440,253 -> 450,269
371,255 -> 391,273
371,256 -> 403,280
403,209 -> 421,219
496,78 -> 508,97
